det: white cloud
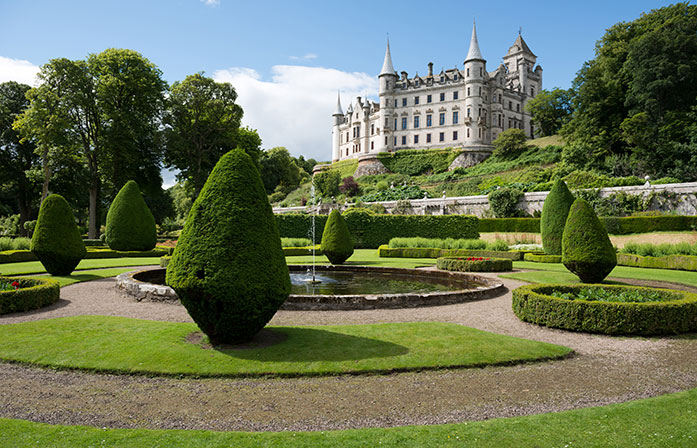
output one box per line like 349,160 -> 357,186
200,0 -> 220,6
0,56 -> 40,86
289,53 -> 318,61
213,65 -> 377,162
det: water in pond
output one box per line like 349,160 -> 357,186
290,271 -> 477,295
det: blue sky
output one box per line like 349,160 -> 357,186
0,0 -> 682,184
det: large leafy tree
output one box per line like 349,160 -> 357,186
15,49 -> 167,238
525,88 -> 573,136
0,81 -> 41,235
562,3 -> 697,179
259,147 -> 302,194
163,73 -> 244,195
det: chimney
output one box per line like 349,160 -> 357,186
428,62 -> 433,77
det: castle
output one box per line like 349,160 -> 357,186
331,23 -> 542,163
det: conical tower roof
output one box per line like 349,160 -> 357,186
465,21 -> 485,62
333,91 -> 343,116
379,38 -> 396,76
506,34 -> 536,58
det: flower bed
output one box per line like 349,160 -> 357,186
437,256 -> 513,272
512,283 -> 697,335
0,276 -> 60,315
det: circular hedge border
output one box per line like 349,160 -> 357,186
512,283 -> 697,335
437,256 -> 513,272
0,276 -> 60,315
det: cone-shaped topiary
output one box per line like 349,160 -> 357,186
540,179 -> 575,255
165,149 -> 290,344
105,180 -> 157,251
562,199 -> 617,283
31,194 -> 86,275
320,209 -> 354,264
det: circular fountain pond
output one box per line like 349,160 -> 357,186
116,265 -> 503,310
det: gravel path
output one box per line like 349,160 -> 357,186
0,267 -> 696,432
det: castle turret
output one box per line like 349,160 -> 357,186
332,92 -> 343,161
378,39 -> 397,152
464,21 -> 487,145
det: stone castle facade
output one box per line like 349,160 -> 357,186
331,23 -> 542,162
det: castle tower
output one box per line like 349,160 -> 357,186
331,92 -> 343,162
503,32 -> 541,137
464,21 -> 487,145
377,38 -> 397,152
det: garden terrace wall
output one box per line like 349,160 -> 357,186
512,284 -> 697,335
0,277 -> 60,315
378,245 -> 530,260
617,253 -> 697,272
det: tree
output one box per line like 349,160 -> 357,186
312,169 -> 341,198
105,180 -> 157,251
235,126 -> 263,168
540,179 -> 575,255
492,129 -> 528,158
31,194 -> 86,275
525,88 -> 573,136
259,147 -> 302,194
320,209 -> 354,264
0,81 -> 41,235
163,73 -> 243,195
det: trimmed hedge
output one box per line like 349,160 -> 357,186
0,250 -> 39,264
320,210 -> 354,264
512,283 -> 697,335
540,179 -> 575,255
477,216 -> 697,235
617,253 -> 697,272
0,276 -> 60,315
0,247 -> 171,264
276,212 -> 478,248
479,218 -> 540,233
31,194 -> 86,275
437,256 -> 513,272
524,253 -> 562,263
378,245 -> 529,261
283,246 -> 321,256
105,181 -> 157,251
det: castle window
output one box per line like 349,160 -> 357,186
453,111 -> 459,124
508,119 -> 512,129
394,137 -> 397,145
414,96 -> 420,105
346,132 -> 349,141
439,113 -> 445,125
493,94 -> 497,102
414,134 -> 419,144
414,116 -> 420,128
453,91 -> 459,100
402,136 -> 407,145
426,114 -> 432,127
426,133 -> 432,143
467,128 -> 470,138
466,68 -> 470,77
402,98 -> 407,107
371,124 -> 375,135
427,94 -> 432,103
467,107 -> 471,117
394,118 -> 397,129
440,92 -> 445,101
467,87 -> 470,96
439,132 -> 445,142
401,117 -> 407,130
356,126 -> 360,138
478,107 -> 481,117
516,103 -> 520,112
479,67 -> 483,76
454,73 -> 459,81
385,136 -> 388,145
453,131 -> 458,140
440,75 -> 444,82
478,87 -> 482,96
384,118 -> 389,128
371,141 -> 374,150
479,128 -> 482,138
498,114 -> 502,127
509,101 -> 512,110
531,86 -> 535,96
415,80 -> 419,87
394,99 -> 398,108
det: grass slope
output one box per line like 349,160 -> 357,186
1,386 -> 696,447
0,316 -> 571,377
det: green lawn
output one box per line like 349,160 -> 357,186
0,316 -> 570,377
0,257 -> 161,276
2,386 -> 696,447
286,249 -> 436,269
48,267 -> 143,287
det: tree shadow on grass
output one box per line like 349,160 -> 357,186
216,327 -> 409,362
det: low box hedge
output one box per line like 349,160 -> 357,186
478,216 -> 697,235
0,276 -> 60,315
524,253 -> 561,263
0,250 -> 38,264
437,256 -> 513,272
0,247 -> 172,264
283,246 -> 322,256
512,283 -> 697,335
617,253 -> 697,272
378,245 -> 528,261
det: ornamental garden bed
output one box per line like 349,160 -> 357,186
0,276 -> 60,315
437,256 -> 513,272
512,284 -> 697,335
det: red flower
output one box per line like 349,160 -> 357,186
11,281 -> 19,290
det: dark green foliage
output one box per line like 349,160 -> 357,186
540,180 -> 575,255
512,284 -> 697,335
561,199 -> 617,283
376,148 -> 460,175
437,256 -> 513,272
601,215 -> 697,234
313,169 -> 341,197
276,213 -> 479,248
378,246 -> 526,261
488,187 -> 524,218
359,184 -> 427,202
105,181 -> 157,251
166,149 -> 290,344
30,194 -> 86,275
525,88 -> 574,136
0,276 -> 60,315
492,129 -> 528,158
320,210 -> 354,264
478,218 -> 541,233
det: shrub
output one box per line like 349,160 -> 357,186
31,194 -> 86,276
488,187 -> 524,218
0,276 -> 60,315
378,245 -> 527,261
313,169 -> 341,198
320,209 -> 354,264
512,284 -> 697,335
540,179 -> 575,255
281,237 -> 312,247
492,129 -> 528,158
617,253 -> 697,272
339,176 -> 360,196
105,181 -> 157,251
561,199 -> 617,283
392,199 -> 413,215
524,253 -> 561,263
376,148 -> 459,175
166,149 -> 290,344
0,237 -> 31,251
437,256 -> 513,272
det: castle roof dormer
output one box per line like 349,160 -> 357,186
379,38 -> 396,77
506,34 -> 536,58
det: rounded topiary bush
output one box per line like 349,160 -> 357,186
165,149 -> 290,344
31,194 -> 86,275
105,180 -> 157,251
437,256 -> 512,272
540,179 -> 575,255
0,276 -> 60,314
320,209 -> 354,264
562,199 -> 617,283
